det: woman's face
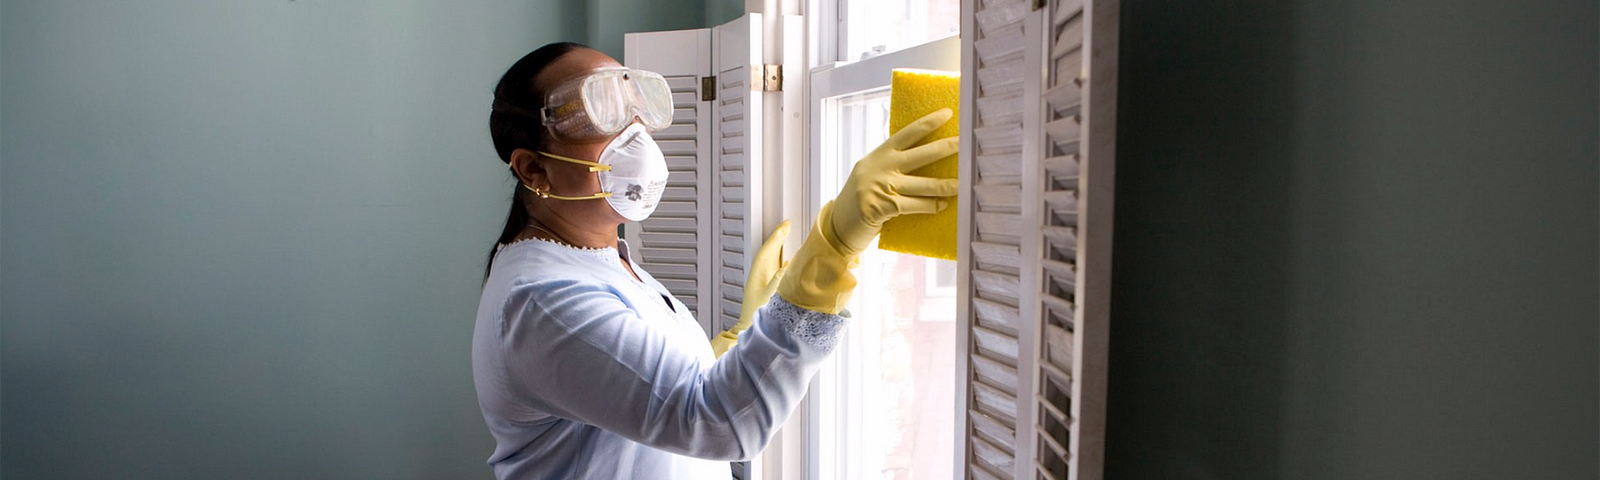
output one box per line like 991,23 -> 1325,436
526,48 -> 628,225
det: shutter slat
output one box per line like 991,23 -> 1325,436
971,434 -> 1017,474
972,241 -> 1021,273
642,262 -> 696,277
976,92 -> 1024,126
972,353 -> 1020,395
1051,16 -> 1085,59
971,410 -> 1017,445
974,33 -> 1026,64
975,185 -> 1023,214
973,326 -> 1021,364
1038,357 -> 1072,388
974,0 -> 1029,32
973,297 -> 1021,333
664,155 -> 698,170
641,216 -> 696,233
1043,81 -> 1082,112
1053,0 -> 1085,24
1052,49 -> 1083,90
1044,323 -> 1075,371
971,270 -> 1021,304
1043,190 -> 1078,213
641,246 -> 697,262
1044,115 -> 1082,145
973,380 -> 1019,425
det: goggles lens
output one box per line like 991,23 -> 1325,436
544,67 -> 674,142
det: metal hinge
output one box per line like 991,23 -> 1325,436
1032,0 -> 1046,10
701,76 -> 717,101
750,64 -> 783,92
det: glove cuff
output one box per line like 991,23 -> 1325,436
819,200 -> 867,258
776,203 -> 860,315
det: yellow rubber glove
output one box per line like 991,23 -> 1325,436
710,220 -> 792,358
777,109 -> 961,314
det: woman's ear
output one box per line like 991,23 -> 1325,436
509,148 -> 548,190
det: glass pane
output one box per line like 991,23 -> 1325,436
827,89 -> 957,480
843,0 -> 961,61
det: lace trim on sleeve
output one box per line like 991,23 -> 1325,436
767,294 -> 848,353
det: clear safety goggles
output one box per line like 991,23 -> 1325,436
535,67 -> 674,142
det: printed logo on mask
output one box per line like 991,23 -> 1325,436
639,179 -> 665,210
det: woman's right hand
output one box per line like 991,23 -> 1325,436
825,108 -> 960,256
776,109 -> 959,314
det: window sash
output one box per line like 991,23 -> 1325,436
804,34 -> 961,480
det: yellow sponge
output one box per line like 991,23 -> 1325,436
880,68 -> 960,260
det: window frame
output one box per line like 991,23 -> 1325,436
809,0 -> 961,67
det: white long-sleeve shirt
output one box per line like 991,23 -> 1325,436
472,237 -> 845,480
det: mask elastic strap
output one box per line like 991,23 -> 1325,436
539,151 -> 613,172
523,183 -> 612,201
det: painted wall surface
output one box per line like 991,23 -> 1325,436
1107,0 -> 1598,478
0,1 -> 701,478
705,0 -> 746,26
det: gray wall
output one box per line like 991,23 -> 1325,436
1108,0 -> 1598,478
0,0 -> 700,478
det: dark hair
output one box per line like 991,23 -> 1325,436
485,42 -> 590,279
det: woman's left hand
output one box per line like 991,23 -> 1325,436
710,220 -> 792,357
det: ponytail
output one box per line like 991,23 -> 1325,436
484,182 -> 532,279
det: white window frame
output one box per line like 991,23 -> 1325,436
808,0 -> 961,68
803,30 -> 961,480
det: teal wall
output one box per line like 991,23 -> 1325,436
0,0 -> 702,478
1108,0 -> 1597,478
587,0 -> 709,60
705,0 -> 747,27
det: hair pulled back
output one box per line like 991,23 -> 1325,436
485,42 -> 591,278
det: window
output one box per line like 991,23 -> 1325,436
628,0 -> 1119,476
806,13 -> 961,478
824,0 -> 961,64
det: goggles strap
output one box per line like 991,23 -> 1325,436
491,98 -> 541,120
539,151 -> 612,172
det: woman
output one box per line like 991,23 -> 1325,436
472,42 -> 959,479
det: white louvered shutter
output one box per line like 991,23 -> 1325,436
1041,0 -> 1116,477
712,15 -> 767,480
625,29 -> 717,335
958,0 -> 1117,478
710,14 -> 765,337
960,0 -> 1035,476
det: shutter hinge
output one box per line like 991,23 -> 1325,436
701,76 -> 717,101
1032,0 -> 1046,11
750,64 -> 783,92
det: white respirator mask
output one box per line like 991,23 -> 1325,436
525,122 -> 669,222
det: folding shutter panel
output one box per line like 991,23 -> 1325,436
959,0 -> 1117,478
960,0 -> 1037,477
1041,0 -> 1116,478
624,29 -> 717,335
711,14 -> 764,337
712,15 -> 766,480
1032,0 -> 1082,474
